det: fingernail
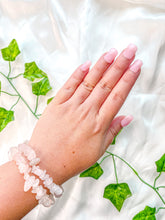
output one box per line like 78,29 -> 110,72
130,59 -> 143,73
80,60 -> 92,71
123,44 -> 137,59
104,48 -> 118,63
121,115 -> 134,127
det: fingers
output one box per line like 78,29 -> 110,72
99,59 -> 143,126
55,61 -> 91,104
103,115 -> 133,152
70,48 -> 118,104
84,44 -> 137,109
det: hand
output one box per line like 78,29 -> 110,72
29,44 -> 142,185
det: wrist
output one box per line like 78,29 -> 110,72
9,141 -> 64,207
28,138 -> 68,185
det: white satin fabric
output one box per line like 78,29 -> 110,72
0,0 -> 165,219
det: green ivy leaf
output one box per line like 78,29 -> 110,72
155,154 -> 165,172
47,96 -> 54,105
0,107 -> 14,132
23,62 -> 47,81
103,183 -> 132,212
32,77 -> 52,96
111,129 -> 122,145
133,206 -> 156,220
1,39 -> 21,61
80,162 -> 104,180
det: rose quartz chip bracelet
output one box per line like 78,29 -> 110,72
8,141 -> 64,207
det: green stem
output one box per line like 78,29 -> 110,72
1,91 -> 19,96
9,73 -> 23,80
7,61 -> 11,77
36,113 -> 42,117
0,71 -> 7,78
10,96 -> 21,110
34,95 -> 39,114
106,151 -> 165,205
112,154 -> 118,184
7,78 -> 39,119
156,186 -> 165,190
156,207 -> 165,214
99,154 -> 111,165
154,172 -> 161,188
0,71 -> 39,120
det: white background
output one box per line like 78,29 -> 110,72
0,0 -> 165,219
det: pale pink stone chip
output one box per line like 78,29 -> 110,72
39,194 -> 55,207
50,183 -> 64,197
44,177 -> 53,187
29,157 -> 40,166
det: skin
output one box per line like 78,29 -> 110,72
0,45 -> 142,220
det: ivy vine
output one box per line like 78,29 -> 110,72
80,133 -> 165,219
0,39 -> 53,131
1,39 -> 165,219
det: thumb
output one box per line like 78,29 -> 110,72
104,115 -> 133,151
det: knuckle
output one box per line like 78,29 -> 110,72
112,92 -> 125,103
92,117 -> 105,135
72,74 -> 81,83
99,80 -> 113,92
64,85 -> 74,92
82,80 -> 94,92
93,123 -> 102,135
122,74 -> 132,84
113,62 -> 123,72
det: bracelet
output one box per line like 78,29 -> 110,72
8,141 -> 64,207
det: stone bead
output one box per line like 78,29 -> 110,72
33,178 -> 40,188
31,166 -> 41,176
18,143 -> 36,160
41,173 -> 49,180
32,166 -> 47,180
13,152 -> 23,163
39,170 -> 47,180
31,165 -> 38,173
18,163 -> 29,174
15,155 -> 27,166
35,186 -> 47,200
43,177 -> 53,188
18,143 -> 30,154
29,157 -> 40,166
27,151 -> 36,161
31,186 -> 39,194
24,175 -> 36,192
39,194 -> 55,207
8,147 -> 19,160
24,173 -> 30,180
23,168 -> 31,180
50,183 -> 64,197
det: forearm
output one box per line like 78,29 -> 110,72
0,140 -> 67,220
0,161 -> 37,220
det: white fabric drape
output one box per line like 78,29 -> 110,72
0,0 -> 165,219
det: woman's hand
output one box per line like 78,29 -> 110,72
29,44 -> 142,185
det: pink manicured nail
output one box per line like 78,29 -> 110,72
123,44 -> 137,59
121,115 -> 134,127
80,60 -> 92,71
130,59 -> 143,73
104,48 -> 118,63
